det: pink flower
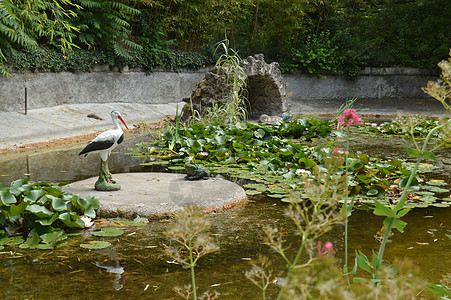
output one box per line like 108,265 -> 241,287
337,109 -> 363,128
331,147 -> 349,156
317,241 -> 334,257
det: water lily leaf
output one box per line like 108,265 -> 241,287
59,212 -> 85,228
80,241 -> 111,249
357,175 -> 375,185
0,190 -> 16,206
245,190 -> 262,195
426,180 -> 447,186
419,185 -> 449,193
236,122 -> 248,130
213,135 -> 227,145
130,216 -> 149,226
254,128 -> 265,139
267,194 -> 286,198
52,197 -> 67,211
91,228 -> 124,237
399,177 -> 419,190
432,203 -> 450,207
23,190 -> 46,204
168,166 -> 185,171
26,204 -> 53,218
40,230 -> 64,245
243,183 -> 267,191
37,213 -> 60,226
9,178 -> 30,195
10,202 -> 27,216
0,236 -> 24,246
366,189 -> 379,196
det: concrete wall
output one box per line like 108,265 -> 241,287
0,66 -> 207,112
0,66 -> 438,113
284,68 -> 437,113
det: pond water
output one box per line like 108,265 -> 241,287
0,132 -> 450,299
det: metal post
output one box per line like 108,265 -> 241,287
24,87 -> 28,115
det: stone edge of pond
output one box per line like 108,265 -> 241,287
62,172 -> 248,220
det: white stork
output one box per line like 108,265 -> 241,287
79,110 -> 128,187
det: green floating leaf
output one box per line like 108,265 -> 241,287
80,241 -> 111,249
245,190 -> 262,195
243,183 -> 267,191
267,194 -> 286,199
432,203 -> 450,207
25,204 -> 53,218
425,180 -> 447,186
419,185 -> 449,193
399,176 -> 419,190
52,197 -> 68,211
1,190 -> 16,206
91,228 -> 124,237
23,189 -> 46,204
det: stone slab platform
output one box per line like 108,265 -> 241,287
62,172 -> 247,219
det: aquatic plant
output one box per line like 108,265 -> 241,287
337,108 -> 363,130
336,107 -> 363,282
0,178 -> 99,249
279,256 -> 426,299
353,115 -> 451,284
257,158 -> 347,298
245,255 -> 273,300
164,205 -> 219,300
130,117 -> 442,204
423,49 -> 451,118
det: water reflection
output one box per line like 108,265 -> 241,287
0,133 -> 154,185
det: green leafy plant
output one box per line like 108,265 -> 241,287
255,158 -> 346,298
164,205 -> 219,300
0,0 -> 80,76
353,116 -> 450,283
0,178 -> 99,249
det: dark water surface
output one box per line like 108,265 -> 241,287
0,132 -> 450,299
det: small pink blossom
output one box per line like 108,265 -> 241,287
80,216 -> 94,228
331,147 -> 349,156
317,241 -> 334,258
337,109 -> 363,128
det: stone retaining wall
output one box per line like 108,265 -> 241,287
0,66 -> 437,114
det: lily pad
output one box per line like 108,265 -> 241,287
80,241 -> 111,249
245,190 -> 262,195
419,185 -> 449,193
91,228 -> 124,237
267,194 -> 286,199
426,180 -> 447,186
243,183 -> 268,192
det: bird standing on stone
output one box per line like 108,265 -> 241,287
79,110 -> 128,191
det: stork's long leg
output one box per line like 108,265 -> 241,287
103,160 -> 113,184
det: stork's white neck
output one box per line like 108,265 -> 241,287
111,114 -> 122,130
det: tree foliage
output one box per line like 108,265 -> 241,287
1,0 -> 449,76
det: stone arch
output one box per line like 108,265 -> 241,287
181,54 -> 289,121
241,54 -> 288,119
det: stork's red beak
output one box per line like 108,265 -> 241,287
118,115 -> 128,129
